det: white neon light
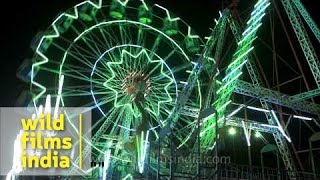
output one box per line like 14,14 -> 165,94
91,90 -> 106,117
260,124 -> 278,128
179,81 -> 188,85
222,60 -> 248,82
293,115 -> 312,121
214,19 -> 218,25
44,95 -> 51,114
102,149 -> 111,180
154,4 -> 181,22
54,75 -> 64,119
118,125 -> 136,131
123,174 -> 133,180
247,106 -> 270,113
227,105 -> 244,118
241,121 -> 251,146
138,130 -> 150,174
37,105 -> 43,117
187,26 -> 199,38
271,110 -> 291,142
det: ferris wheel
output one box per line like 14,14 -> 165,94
24,0 -> 318,179
30,0 -> 208,176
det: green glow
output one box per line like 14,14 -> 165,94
155,4 -> 181,22
238,23 -> 262,45
96,47 -> 176,118
255,131 -> 262,138
217,100 -> 232,112
31,0 -> 103,104
254,0 -> 267,8
223,60 -> 248,81
123,174 -> 133,180
72,20 -> 190,61
251,1 -> 269,16
139,17 -> 152,24
216,72 -> 242,94
228,47 -> 254,68
228,127 -> 236,135
201,0 -> 269,150
138,4 -> 152,24
110,11 -> 124,19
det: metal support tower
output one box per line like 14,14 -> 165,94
292,0 -> 320,43
228,6 -> 297,177
281,0 -> 320,87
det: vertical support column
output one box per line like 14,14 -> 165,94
281,0 -> 320,87
228,3 -> 297,177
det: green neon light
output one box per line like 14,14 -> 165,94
31,0 -> 103,104
250,1 -> 269,16
217,100 -> 232,112
216,72 -> 242,94
73,20 -> 190,61
238,24 -> 261,45
200,116 -> 224,137
123,174 -> 133,180
255,131 -> 261,138
154,4 -> 180,22
228,46 -> 254,68
254,0 -> 267,8
223,60 -> 248,81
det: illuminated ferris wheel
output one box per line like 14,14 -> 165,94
24,0 -> 311,178
30,0 -> 207,176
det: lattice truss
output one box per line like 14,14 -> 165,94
15,0 -> 320,179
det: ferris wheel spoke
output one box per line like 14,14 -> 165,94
67,49 -> 95,68
119,24 -> 127,45
106,62 -> 129,80
93,79 -> 124,89
59,62 -> 93,73
94,14 -> 117,48
100,26 -> 120,44
38,66 -> 89,84
151,73 -> 174,82
86,29 -> 110,51
91,67 -> 110,80
150,36 -> 162,56
136,27 -> 144,46
84,37 -> 103,55
61,71 -> 102,84
71,41 -> 101,60
98,29 -> 115,50
78,37 -> 101,57
108,107 -> 128,136
147,63 -> 163,77
163,50 -> 179,63
60,86 -> 109,97
70,25 -> 100,58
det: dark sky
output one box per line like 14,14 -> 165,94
0,0 -> 319,107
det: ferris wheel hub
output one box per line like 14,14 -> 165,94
123,71 -> 151,101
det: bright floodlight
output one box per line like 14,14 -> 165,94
228,127 -> 236,135
255,131 -> 261,138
